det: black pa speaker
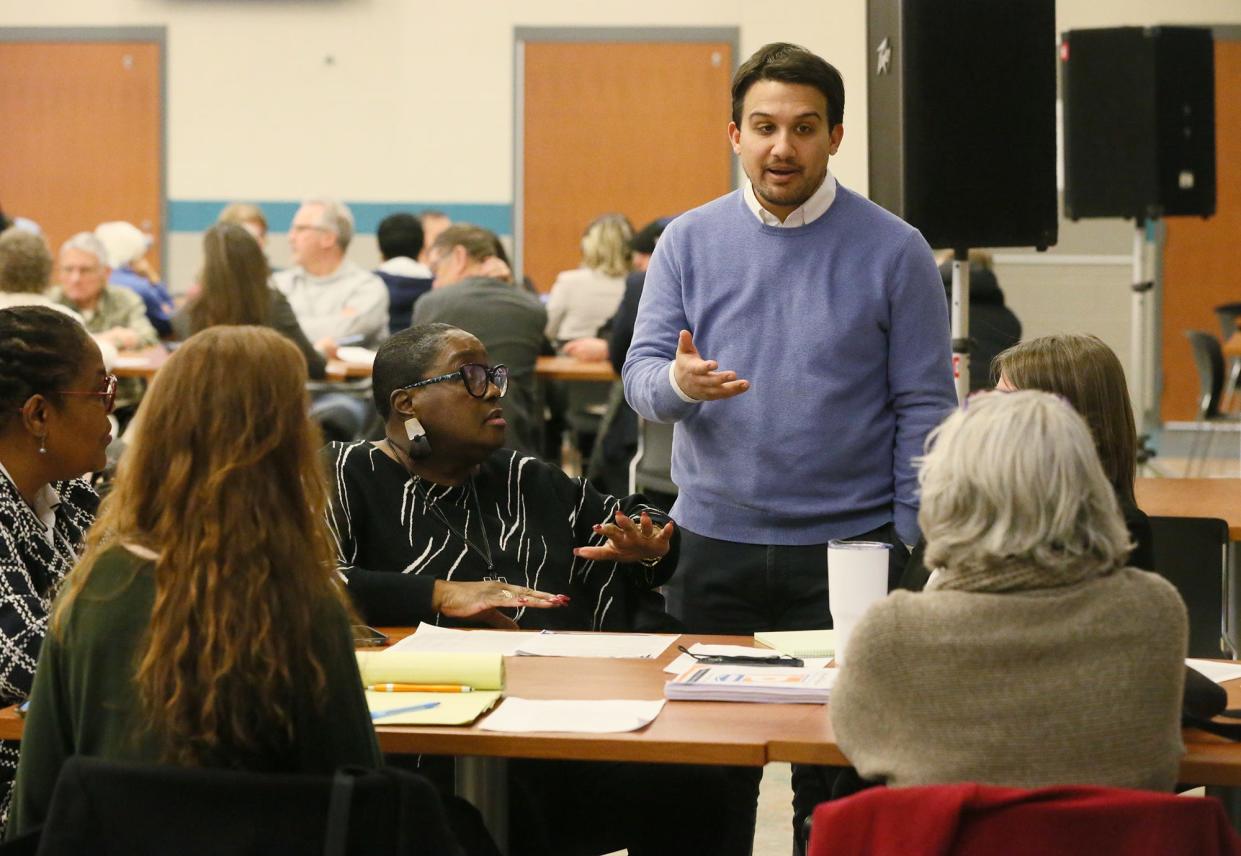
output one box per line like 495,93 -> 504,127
867,0 -> 1058,250
1061,26 -> 1216,221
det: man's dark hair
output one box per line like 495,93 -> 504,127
371,322 -> 457,418
731,42 -> 845,128
376,213 -> 425,262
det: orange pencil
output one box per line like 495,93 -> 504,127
365,683 -> 473,693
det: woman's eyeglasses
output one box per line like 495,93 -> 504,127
59,374 -> 119,414
402,364 -> 509,399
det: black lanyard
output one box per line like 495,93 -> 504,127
420,478 -> 494,572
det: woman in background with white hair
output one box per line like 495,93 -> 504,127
94,221 -> 174,337
831,390 -> 1187,792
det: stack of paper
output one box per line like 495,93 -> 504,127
664,666 -> 836,704
1187,658 -> 1241,684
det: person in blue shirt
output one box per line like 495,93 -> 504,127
95,221 -> 174,337
623,41 -> 956,854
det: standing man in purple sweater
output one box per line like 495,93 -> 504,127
624,42 -> 956,853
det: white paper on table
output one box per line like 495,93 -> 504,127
386,624 -> 529,655
387,624 -> 676,659
477,698 -> 666,733
662,643 -> 831,674
112,355 -> 150,368
1187,658 -> 1241,684
514,633 -> 676,659
336,346 -> 377,365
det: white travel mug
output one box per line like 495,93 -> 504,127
827,540 -> 892,665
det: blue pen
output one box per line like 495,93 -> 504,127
371,701 -> 441,721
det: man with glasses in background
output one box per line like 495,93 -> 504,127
411,225 -> 547,458
273,198 -> 389,357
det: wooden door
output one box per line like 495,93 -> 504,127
1160,40 -> 1241,422
521,40 -> 734,292
0,40 -> 162,269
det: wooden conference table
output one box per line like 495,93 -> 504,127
1136,478 -> 1241,540
111,346 -> 617,384
3,630 -> 1241,849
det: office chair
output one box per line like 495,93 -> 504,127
629,417 -> 677,497
1213,302 -> 1241,411
806,782 -> 1241,855
1185,331 -> 1239,476
20,758 -> 464,856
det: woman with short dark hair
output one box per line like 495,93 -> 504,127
327,322 -> 733,856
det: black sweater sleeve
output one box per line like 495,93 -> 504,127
323,445 -> 437,625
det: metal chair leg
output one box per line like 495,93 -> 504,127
1185,419 -> 1208,477
1196,423 -> 1219,478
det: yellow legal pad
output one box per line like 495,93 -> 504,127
355,651 -> 505,690
357,651 -> 505,726
753,629 -> 835,658
365,691 -> 503,725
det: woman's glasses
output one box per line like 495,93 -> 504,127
59,374 -> 118,414
402,364 -> 509,399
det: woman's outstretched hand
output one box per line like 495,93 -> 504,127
432,580 -> 568,629
573,511 -> 674,565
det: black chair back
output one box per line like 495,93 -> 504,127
1148,515 -> 1231,658
1213,301 -> 1241,344
28,758 -> 463,856
1185,330 -> 1225,419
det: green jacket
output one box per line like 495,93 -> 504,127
8,545 -> 380,835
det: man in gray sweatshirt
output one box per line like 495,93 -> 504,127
273,198 -> 389,356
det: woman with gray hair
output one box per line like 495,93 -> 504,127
830,390 -> 1187,792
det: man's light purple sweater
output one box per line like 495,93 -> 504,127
623,184 -> 955,546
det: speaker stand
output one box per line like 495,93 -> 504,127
1130,220 -> 1165,477
951,248 -> 971,403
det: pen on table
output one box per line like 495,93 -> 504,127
366,683 -> 473,693
371,701 -> 441,721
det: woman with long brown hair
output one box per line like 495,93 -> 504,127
172,223 -> 327,379
9,326 -> 379,834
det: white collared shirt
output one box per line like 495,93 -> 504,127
0,459 -> 62,545
742,168 -> 837,227
667,168 -> 841,403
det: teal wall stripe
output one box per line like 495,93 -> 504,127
168,200 -> 513,235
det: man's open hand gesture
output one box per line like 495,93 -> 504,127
672,330 -> 750,401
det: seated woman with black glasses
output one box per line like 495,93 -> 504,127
326,322 -> 678,632
0,306 -> 111,823
325,323 -> 731,856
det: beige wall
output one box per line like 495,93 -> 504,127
4,0 -> 1237,201
7,0 -> 1241,421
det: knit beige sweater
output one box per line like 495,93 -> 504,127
830,562 -> 1188,792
